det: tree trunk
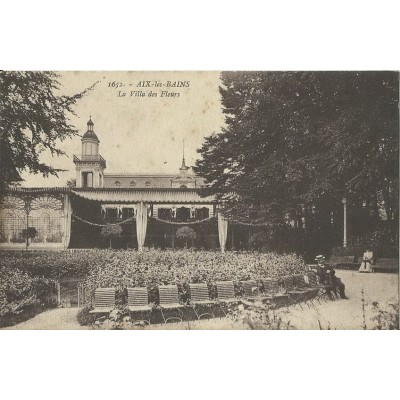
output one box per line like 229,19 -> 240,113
382,186 -> 392,220
109,237 -> 112,249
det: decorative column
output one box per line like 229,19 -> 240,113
342,197 -> 347,248
24,196 -> 32,250
153,204 -> 159,219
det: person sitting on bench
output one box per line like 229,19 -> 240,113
314,255 -> 348,300
359,249 -> 374,273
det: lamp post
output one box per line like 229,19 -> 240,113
342,197 -> 347,248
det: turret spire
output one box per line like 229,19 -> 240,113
180,139 -> 189,171
87,116 -> 94,131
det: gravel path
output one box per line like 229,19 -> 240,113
5,308 -> 87,330
277,270 -> 399,329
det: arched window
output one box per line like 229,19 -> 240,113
180,185 -> 187,189
145,181 -> 151,187
115,181 -> 121,186
130,181 -> 136,186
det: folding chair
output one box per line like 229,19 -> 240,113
158,285 -> 185,323
261,278 -> 280,295
261,278 -> 286,309
189,283 -> 215,320
215,281 -> 238,316
280,275 -> 306,310
127,287 -> 152,325
292,273 -> 317,308
89,288 -> 115,314
242,280 -> 260,299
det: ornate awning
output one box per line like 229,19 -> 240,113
71,188 -> 215,204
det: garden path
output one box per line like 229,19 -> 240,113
4,308 -> 87,330
276,270 -> 399,330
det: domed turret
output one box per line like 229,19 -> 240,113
82,117 -> 99,142
82,117 -> 100,156
73,117 -> 106,188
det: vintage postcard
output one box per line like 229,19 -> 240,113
0,71 -> 398,330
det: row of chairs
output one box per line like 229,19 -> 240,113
88,272 -> 330,324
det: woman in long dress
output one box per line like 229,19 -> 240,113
359,249 -> 373,273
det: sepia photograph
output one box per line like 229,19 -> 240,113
0,70 -> 398,330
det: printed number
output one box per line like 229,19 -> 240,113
108,81 -> 123,88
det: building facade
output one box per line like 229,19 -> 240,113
0,119 -> 228,250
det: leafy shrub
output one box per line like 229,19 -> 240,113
77,305 -> 96,326
352,224 -> 399,258
176,226 -> 197,248
228,302 -> 295,330
331,245 -> 364,257
370,300 -> 399,330
0,267 -> 57,327
332,224 -> 399,258
0,251 -> 97,279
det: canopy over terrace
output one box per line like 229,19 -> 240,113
72,187 -> 215,204
0,186 -> 229,251
72,187 -> 220,251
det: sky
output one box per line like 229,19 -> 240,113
20,71 -> 225,186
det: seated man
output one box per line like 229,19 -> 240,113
314,255 -> 348,300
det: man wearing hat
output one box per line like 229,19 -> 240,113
313,255 -> 348,300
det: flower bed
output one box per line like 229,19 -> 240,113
81,250 -> 307,304
0,249 -> 308,326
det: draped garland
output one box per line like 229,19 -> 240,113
152,215 -> 215,225
230,219 -> 272,227
72,213 -> 215,227
72,213 -> 136,227
72,213 -> 270,227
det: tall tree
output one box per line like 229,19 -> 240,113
195,71 -> 399,240
0,71 -> 96,198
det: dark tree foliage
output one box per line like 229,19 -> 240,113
0,71 -> 96,197
195,72 -> 399,247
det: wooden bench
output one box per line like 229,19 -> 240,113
127,287 -> 152,325
189,283 -> 215,319
372,258 -> 399,272
89,288 -> 115,314
158,285 -> 185,323
327,256 -> 358,269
